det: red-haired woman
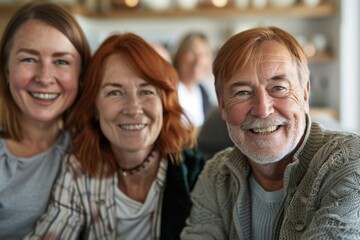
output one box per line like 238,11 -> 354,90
27,33 -> 205,240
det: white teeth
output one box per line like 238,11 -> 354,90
252,126 -> 278,134
120,124 -> 146,130
31,92 -> 59,100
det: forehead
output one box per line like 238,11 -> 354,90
183,38 -> 209,53
257,41 -> 293,63
11,20 -> 75,53
14,20 -> 59,40
236,41 -> 296,79
102,54 -> 143,83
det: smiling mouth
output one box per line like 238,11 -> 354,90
251,126 -> 279,134
30,92 -> 60,100
119,124 -> 146,131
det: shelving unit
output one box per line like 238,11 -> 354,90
68,3 -> 336,19
0,2 -> 336,19
0,2 -> 336,60
0,1 -> 342,124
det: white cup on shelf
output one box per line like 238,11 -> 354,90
141,0 -> 172,11
235,0 -> 250,9
312,34 -> 328,53
252,0 -> 268,9
176,0 -> 198,10
302,0 -> 322,7
269,0 -> 296,8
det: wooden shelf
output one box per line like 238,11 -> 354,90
0,3 -> 336,19
308,52 -> 333,63
71,3 -> 336,19
310,107 -> 339,120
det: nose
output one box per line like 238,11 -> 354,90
35,62 -> 54,85
250,88 -> 274,118
123,93 -> 143,118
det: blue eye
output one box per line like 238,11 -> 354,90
107,90 -> 121,96
21,58 -> 36,63
273,86 -> 285,91
235,91 -> 250,96
56,59 -> 69,65
141,90 -> 155,95
269,85 -> 289,98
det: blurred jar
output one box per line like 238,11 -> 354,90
302,0 -> 322,7
176,0 -> 198,9
235,0 -> 250,9
141,0 -> 172,11
252,0 -> 267,9
312,34 -> 328,53
268,0 -> 296,8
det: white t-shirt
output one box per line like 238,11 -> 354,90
178,81 -> 205,127
115,159 -> 167,239
115,181 -> 160,240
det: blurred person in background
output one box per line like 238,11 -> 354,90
173,32 -> 214,129
150,41 -> 172,63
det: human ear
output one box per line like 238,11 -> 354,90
303,80 -> 311,113
217,94 -> 227,121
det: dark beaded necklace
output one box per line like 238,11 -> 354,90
118,149 -> 155,177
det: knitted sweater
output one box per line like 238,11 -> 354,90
181,121 -> 360,239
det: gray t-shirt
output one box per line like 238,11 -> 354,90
0,131 -> 70,240
249,173 -> 285,240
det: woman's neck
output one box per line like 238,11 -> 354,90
117,150 -> 160,203
6,119 -> 62,158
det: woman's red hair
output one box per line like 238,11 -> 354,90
67,33 -> 196,177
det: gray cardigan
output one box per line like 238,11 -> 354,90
181,120 -> 360,239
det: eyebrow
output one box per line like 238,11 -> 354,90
102,82 -> 122,88
228,74 -> 289,90
101,82 -> 153,88
16,48 -> 76,58
270,74 -> 288,81
228,81 -> 252,90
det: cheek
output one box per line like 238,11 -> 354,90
8,67 -> 33,89
97,102 -> 118,121
147,100 -> 163,128
97,105 -> 117,138
60,71 -> 80,90
283,91 -> 308,113
223,100 -> 247,124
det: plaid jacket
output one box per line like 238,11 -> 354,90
26,148 -> 205,240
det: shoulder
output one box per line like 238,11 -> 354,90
318,129 -> 360,162
181,148 -> 205,166
56,154 -> 93,190
198,147 -> 237,186
64,154 -> 87,175
0,138 -> 5,155
167,148 -> 206,190
308,126 -> 360,181
58,154 -> 115,195
54,154 -> 86,187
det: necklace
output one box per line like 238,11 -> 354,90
118,149 -> 155,177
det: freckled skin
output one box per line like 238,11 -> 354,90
7,20 -> 81,126
95,54 -> 163,164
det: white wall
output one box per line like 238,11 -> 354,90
340,0 -> 360,132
